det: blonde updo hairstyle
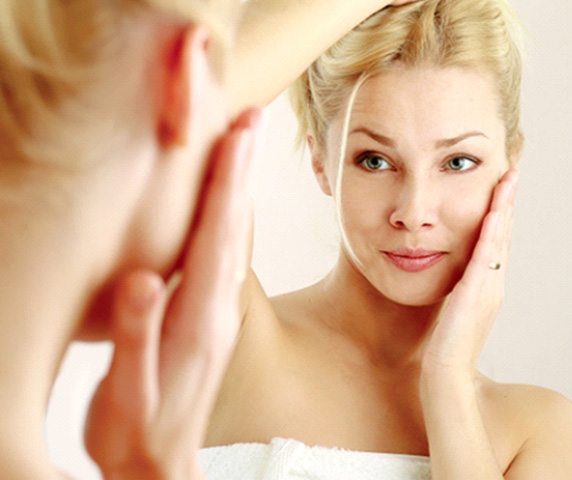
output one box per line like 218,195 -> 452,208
0,0 -> 236,168
290,0 -> 524,161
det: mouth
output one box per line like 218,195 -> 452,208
382,249 -> 448,273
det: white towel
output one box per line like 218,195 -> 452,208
199,437 -> 431,479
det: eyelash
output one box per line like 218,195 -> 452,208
355,152 -> 483,173
441,155 -> 483,172
356,152 -> 393,172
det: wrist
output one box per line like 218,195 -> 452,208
419,364 -> 476,398
420,349 -> 477,380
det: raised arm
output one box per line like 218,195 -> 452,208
228,0 -> 417,114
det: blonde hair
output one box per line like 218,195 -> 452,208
0,0 -> 237,167
290,0 -> 525,159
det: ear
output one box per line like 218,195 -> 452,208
308,134 -> 333,196
156,25 -> 209,148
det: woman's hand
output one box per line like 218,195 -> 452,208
421,167 -> 519,378
84,108 -> 260,480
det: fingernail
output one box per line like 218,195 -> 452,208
235,128 -> 254,167
489,211 -> 502,233
243,107 -> 262,130
234,127 -> 257,189
194,26 -> 210,50
126,275 -> 161,313
247,114 -> 264,193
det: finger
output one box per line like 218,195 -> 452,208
500,208 -> 514,265
489,167 -> 519,213
456,211 -> 501,296
232,107 -> 263,130
189,108 -> 260,268
154,115 -> 260,442
107,271 -> 166,425
499,172 -> 518,265
164,110 -> 261,340
455,167 -> 517,289
477,167 -> 517,268
491,209 -> 511,287
494,168 -> 518,259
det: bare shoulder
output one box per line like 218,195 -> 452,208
241,268 -> 310,320
240,269 -> 275,326
239,270 -> 318,343
269,282 -> 325,334
478,375 -> 572,478
480,375 -> 572,426
270,286 -> 312,316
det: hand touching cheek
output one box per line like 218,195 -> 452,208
85,109 -> 260,480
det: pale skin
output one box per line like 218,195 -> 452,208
228,0 -> 418,114
85,0 -> 421,477
85,108 -> 261,479
0,0 -> 415,479
0,21 -> 242,479
201,66 -> 572,479
88,1 -> 572,479
5,0 -> 569,479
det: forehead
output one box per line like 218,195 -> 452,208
331,66 -> 505,149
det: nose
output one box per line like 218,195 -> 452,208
389,176 -> 436,232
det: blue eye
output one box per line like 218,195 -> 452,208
358,153 -> 392,172
446,156 -> 479,172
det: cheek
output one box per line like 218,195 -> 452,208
124,159 -> 204,275
336,177 -> 388,238
444,180 -> 494,252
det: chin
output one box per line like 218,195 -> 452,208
387,288 -> 449,308
365,271 -> 457,308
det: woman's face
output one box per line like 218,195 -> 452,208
316,66 -> 510,306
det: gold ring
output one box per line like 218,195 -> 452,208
488,262 -> 502,270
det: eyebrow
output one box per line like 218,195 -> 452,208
349,126 -> 489,149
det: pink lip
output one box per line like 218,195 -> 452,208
382,249 -> 447,273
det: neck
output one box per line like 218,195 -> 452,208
316,250 -> 445,369
0,162 -> 126,478
0,210 -> 89,478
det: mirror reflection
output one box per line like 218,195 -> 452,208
34,0 -> 572,478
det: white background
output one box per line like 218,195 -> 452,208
46,1 -> 572,477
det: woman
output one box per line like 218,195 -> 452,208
0,0 -> 257,478
0,0 -> 410,478
199,1 -> 572,479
